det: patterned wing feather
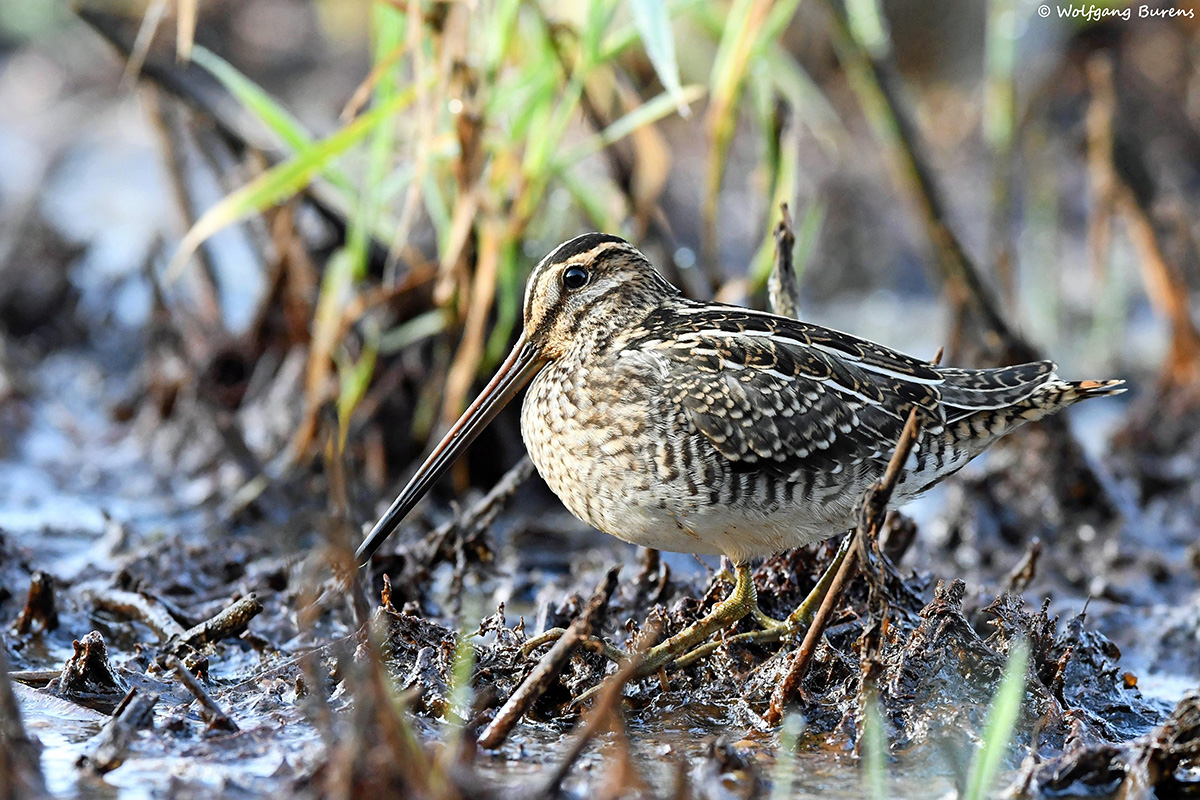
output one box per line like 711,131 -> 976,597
638,307 -> 946,480
629,304 -> 1076,486
936,362 -> 1057,420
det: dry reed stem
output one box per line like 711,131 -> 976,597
767,406 -> 921,723
441,222 -> 501,427
1086,54 -> 1200,391
768,202 -> 800,319
478,567 -> 619,749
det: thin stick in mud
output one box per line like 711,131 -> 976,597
767,406 -> 921,724
478,566 -> 619,749
171,658 -> 239,733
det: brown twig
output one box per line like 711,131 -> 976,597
478,567 -> 619,749
79,687 -> 161,774
172,594 -> 263,654
171,658 -> 238,733
1003,538 -> 1043,596
767,406 -> 921,723
537,618 -> 663,797
90,588 -> 187,642
768,203 -> 801,319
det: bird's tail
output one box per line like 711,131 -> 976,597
1022,376 -> 1126,422
938,360 -> 1125,420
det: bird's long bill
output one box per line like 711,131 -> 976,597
355,334 -> 545,566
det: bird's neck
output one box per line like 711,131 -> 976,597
574,293 -> 676,360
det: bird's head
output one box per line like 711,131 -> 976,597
521,233 -> 677,360
355,233 -> 675,564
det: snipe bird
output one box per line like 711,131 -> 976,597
357,233 -> 1123,676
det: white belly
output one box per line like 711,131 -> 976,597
596,501 -> 850,563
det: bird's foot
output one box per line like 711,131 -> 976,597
520,627 -> 628,663
671,533 -> 853,669
521,563 -> 759,698
631,561 -> 758,675
522,538 -> 853,700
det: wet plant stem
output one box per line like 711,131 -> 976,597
767,407 -> 921,723
479,567 -> 619,749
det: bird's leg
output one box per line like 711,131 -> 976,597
521,564 -> 757,675
780,531 -> 853,630
672,532 -> 853,669
633,562 -> 758,675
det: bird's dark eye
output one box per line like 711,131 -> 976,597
562,266 -> 589,290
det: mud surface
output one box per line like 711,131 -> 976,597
2,322 -> 1199,798
5,8 -> 1200,800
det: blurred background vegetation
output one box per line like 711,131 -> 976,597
6,0 -> 1196,511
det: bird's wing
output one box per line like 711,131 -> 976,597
627,306 -> 948,480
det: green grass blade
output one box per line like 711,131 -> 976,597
583,0 -> 622,67
522,75 -> 583,182
421,170 -> 452,249
447,621 -> 477,728
687,3 -> 842,137
625,0 -> 690,116
965,641 -> 1030,800
845,0 -> 891,58
379,310 -> 448,355
558,167 -> 621,232
984,0 -> 1017,150
600,0 -> 707,62
190,44 -> 361,202
861,692 -> 887,800
757,0 -> 804,55
770,712 -> 805,800
708,0 -> 753,94
557,83 -> 705,166
484,0 -> 521,76
191,44 -> 314,152
168,82 -> 419,279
